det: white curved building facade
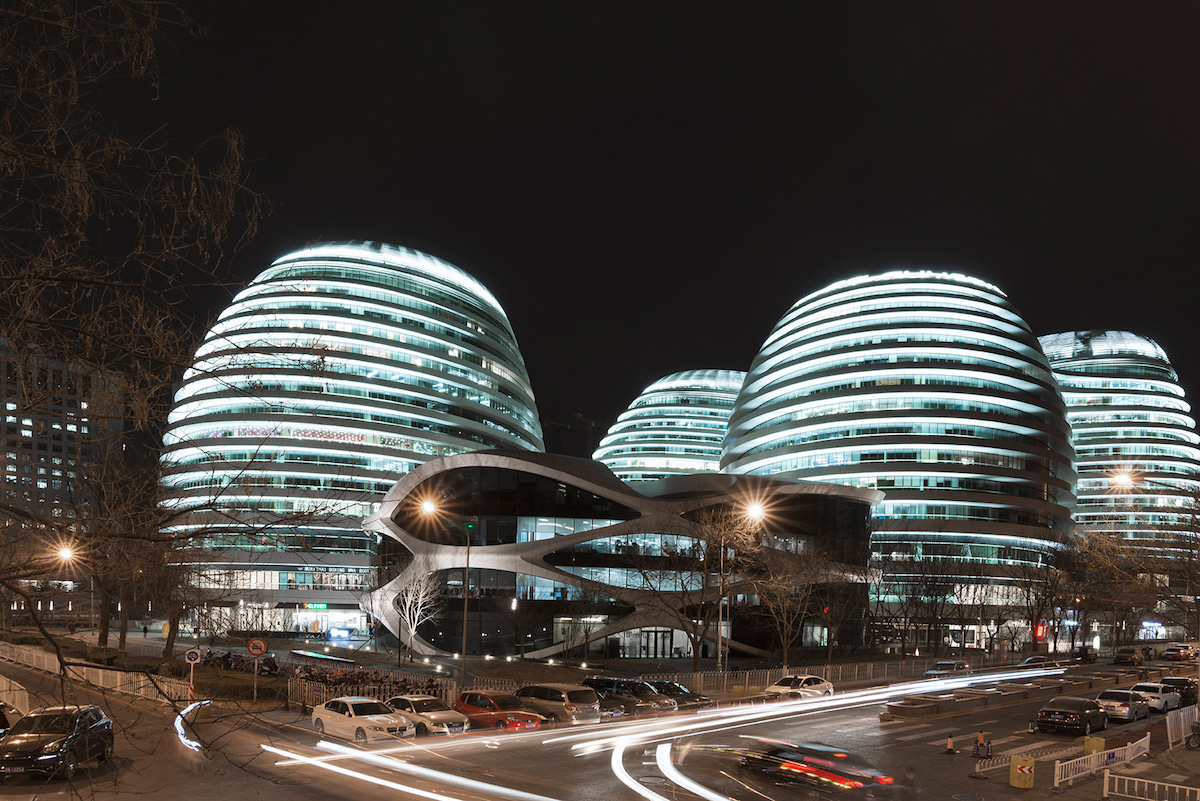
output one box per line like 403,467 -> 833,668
161,241 -> 543,633
364,450 -> 880,659
592,369 -> 745,482
721,270 -> 1077,590
1039,330 -> 1200,552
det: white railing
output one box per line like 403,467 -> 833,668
1103,768 -> 1200,800
0,642 -> 190,703
1054,734 -> 1151,788
0,672 -> 30,716
289,676 -> 457,709
973,743 -> 1081,774
1167,704 -> 1198,749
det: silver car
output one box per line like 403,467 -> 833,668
512,683 -> 601,725
1096,689 -> 1151,721
385,694 -> 470,736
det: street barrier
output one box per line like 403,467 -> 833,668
1102,768 -> 1200,800
1053,733 -> 1150,788
1167,704 -> 1198,750
0,641 -> 190,703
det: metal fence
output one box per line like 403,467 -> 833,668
289,674 -> 457,710
0,641 -> 190,703
1103,769 -> 1200,800
1054,733 -> 1151,788
1167,705 -> 1198,749
641,653 -> 1023,696
0,672 -> 30,716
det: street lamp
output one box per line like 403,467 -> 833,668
420,498 -> 470,690
715,502 -> 766,685
1111,468 -> 1200,682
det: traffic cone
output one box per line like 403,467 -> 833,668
946,734 -> 955,754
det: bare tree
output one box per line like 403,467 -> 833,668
0,0 -> 263,646
392,557 -> 445,664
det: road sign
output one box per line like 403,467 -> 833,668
184,648 -> 202,664
247,638 -> 268,657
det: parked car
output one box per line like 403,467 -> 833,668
762,674 -> 836,698
0,705 -> 114,780
1072,645 -> 1099,663
311,696 -> 415,742
1160,677 -> 1198,706
512,684 -> 601,726
1113,646 -> 1144,666
582,678 -> 677,715
385,695 -> 470,736
453,691 -> 543,732
644,680 -> 716,710
1037,697 -> 1109,735
1128,683 -> 1182,713
594,692 -> 626,721
1166,643 -> 1197,660
1095,690 -> 1151,721
739,740 -> 895,794
923,661 -> 971,679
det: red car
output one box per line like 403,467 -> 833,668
454,691 -> 545,732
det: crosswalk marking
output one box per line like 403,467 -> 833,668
899,726 -> 957,742
1164,773 -> 1189,782
875,722 -> 934,735
988,736 -> 1021,746
1000,739 -> 1059,755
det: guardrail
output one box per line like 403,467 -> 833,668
973,743 -> 1081,774
289,676 -> 457,709
1054,733 -> 1150,788
1103,768 -> 1200,800
1167,705 -> 1198,749
0,641 -> 190,703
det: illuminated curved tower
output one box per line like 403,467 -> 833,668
1039,330 -> 1200,551
161,241 -> 544,633
722,270 -> 1077,587
592,369 -> 745,482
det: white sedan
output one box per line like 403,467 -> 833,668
386,694 -> 471,736
762,674 -> 834,698
311,696 -> 416,742
1128,682 -> 1182,712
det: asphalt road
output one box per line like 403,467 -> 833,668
2,658 -> 1195,800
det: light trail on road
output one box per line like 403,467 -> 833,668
263,667 -> 1064,801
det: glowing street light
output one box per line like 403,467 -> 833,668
420,497 -> 471,690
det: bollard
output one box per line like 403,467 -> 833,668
1028,719 -> 1036,733
1010,754 -> 1035,788
986,740 -> 993,758
946,734 -> 955,754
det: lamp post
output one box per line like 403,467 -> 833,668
1112,468 -> 1200,686
715,503 -> 764,688
420,499 -> 470,690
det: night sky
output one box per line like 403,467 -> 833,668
148,3 -> 1200,456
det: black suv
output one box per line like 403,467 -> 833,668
0,705 -> 114,779
582,677 -> 677,715
645,680 -> 716,710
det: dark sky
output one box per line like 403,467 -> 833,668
148,3 -> 1200,456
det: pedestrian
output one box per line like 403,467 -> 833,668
896,766 -> 921,799
142,625 -> 149,637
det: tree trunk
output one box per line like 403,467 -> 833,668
117,590 -> 129,653
162,607 -> 180,659
97,583 -> 113,648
